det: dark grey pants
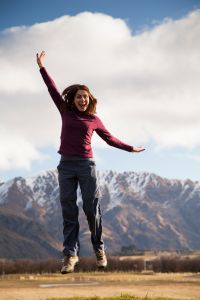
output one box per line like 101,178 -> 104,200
57,157 -> 104,256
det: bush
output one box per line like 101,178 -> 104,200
0,254 -> 200,274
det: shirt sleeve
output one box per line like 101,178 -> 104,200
39,67 -> 64,114
95,116 -> 133,152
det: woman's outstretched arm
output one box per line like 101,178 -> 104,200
36,51 -> 64,114
95,116 -> 145,153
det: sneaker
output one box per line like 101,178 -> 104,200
95,250 -> 107,268
61,255 -> 79,274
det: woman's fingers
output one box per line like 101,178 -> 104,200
36,51 -> 45,60
132,146 -> 145,152
40,51 -> 45,58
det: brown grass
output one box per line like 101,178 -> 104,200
0,272 -> 200,300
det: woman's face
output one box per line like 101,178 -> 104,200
74,89 -> 90,112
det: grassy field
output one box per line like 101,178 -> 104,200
47,296 -> 184,300
0,272 -> 200,300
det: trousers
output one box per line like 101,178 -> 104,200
57,157 -> 104,256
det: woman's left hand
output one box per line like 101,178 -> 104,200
131,146 -> 145,153
36,51 -> 45,68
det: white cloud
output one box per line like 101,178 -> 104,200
0,11 -> 200,170
0,129 -> 49,170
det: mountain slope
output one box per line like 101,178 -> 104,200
0,170 -> 200,258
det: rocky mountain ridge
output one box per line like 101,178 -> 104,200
0,170 -> 200,258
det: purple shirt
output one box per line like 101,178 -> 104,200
40,67 -> 133,157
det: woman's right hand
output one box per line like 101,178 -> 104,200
36,51 -> 45,68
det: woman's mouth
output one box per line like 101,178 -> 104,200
78,103 -> 87,110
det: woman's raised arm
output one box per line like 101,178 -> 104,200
36,51 -> 64,113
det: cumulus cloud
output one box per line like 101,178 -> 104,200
0,129 -> 48,170
0,11 -> 200,170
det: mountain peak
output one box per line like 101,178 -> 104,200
1,169 -> 200,258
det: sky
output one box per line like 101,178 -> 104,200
0,0 -> 200,182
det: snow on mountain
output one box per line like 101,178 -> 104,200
1,169 -> 200,257
0,170 -> 200,211
25,169 -> 58,207
0,178 -> 15,204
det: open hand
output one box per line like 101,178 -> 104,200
131,146 -> 145,153
36,51 -> 45,68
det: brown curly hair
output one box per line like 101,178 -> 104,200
62,84 -> 97,115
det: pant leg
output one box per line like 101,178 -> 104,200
57,160 -> 79,256
77,160 -> 104,252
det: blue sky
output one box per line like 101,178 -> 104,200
1,0 -> 200,30
0,0 -> 200,181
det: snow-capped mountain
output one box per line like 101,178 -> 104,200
0,170 -> 200,259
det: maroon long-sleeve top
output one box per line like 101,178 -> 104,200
40,67 -> 133,158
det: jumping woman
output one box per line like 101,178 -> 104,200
36,51 -> 145,274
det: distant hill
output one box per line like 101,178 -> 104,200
0,170 -> 200,259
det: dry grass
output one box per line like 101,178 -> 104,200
0,272 -> 200,300
47,296 -> 183,300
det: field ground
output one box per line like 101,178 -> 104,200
0,272 -> 200,300
118,251 -> 200,261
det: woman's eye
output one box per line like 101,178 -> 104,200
76,94 -> 88,100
